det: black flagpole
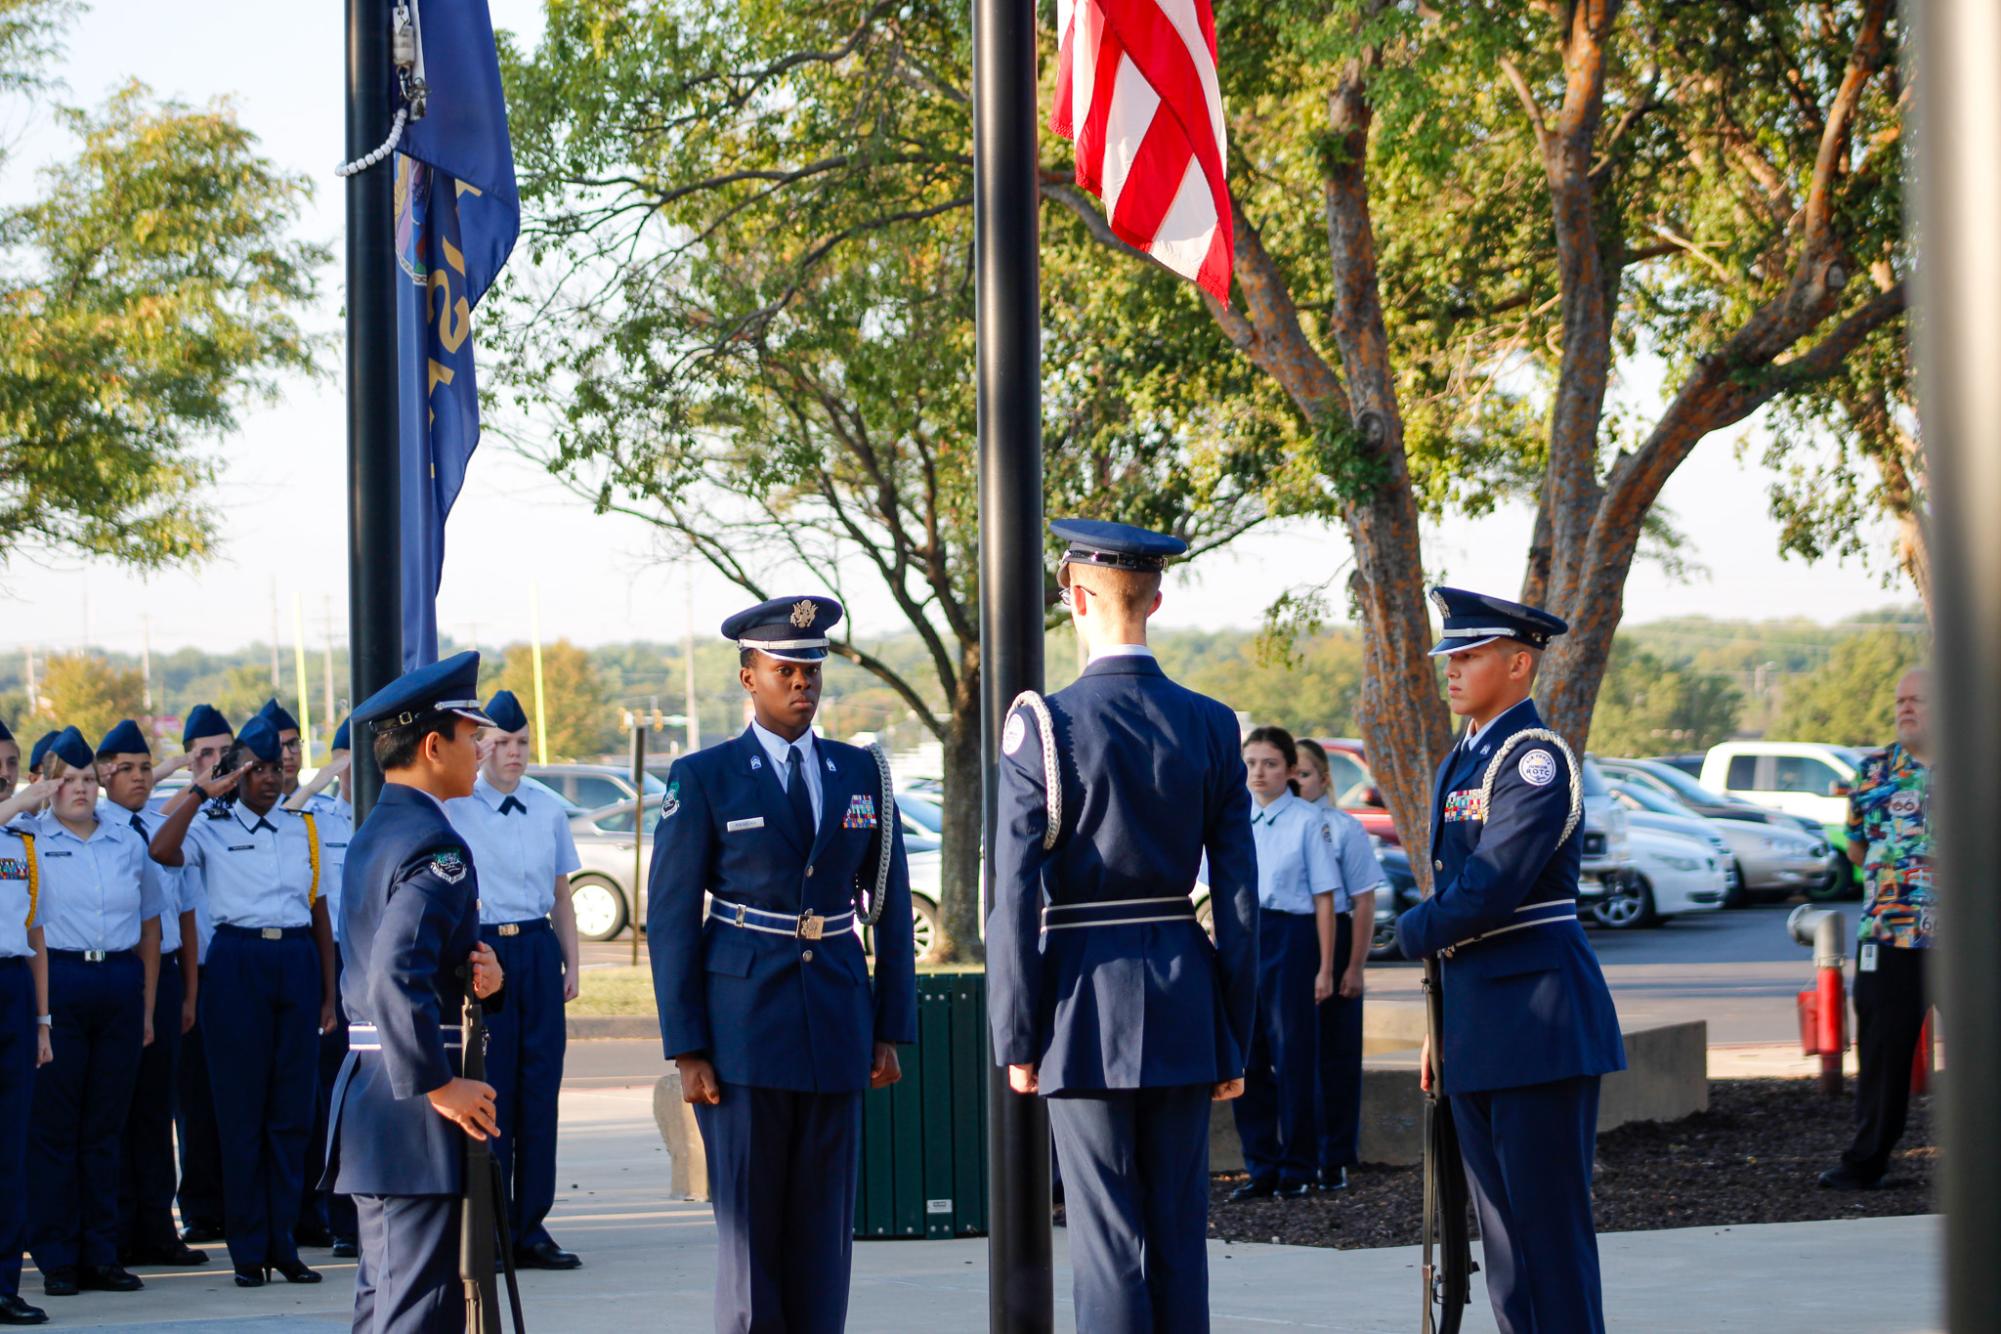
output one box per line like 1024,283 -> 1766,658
345,0 -> 401,822
973,0 -> 1052,1328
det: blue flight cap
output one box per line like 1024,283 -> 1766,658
351,651 -> 497,737
0,718 -> 12,745
48,726 -> 94,773
29,731 -> 59,773
1051,518 -> 1187,584
97,719 -> 151,757
258,697 -> 301,734
484,690 -> 530,734
722,596 -> 844,664
331,715 -> 351,753
183,704 -> 233,748
1427,586 -> 1568,657
236,716 -> 282,764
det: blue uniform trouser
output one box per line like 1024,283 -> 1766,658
301,948 -> 357,1244
351,1193 -> 460,1334
1452,1075 -> 1605,1334
0,958 -> 36,1297
203,930 -> 320,1269
482,921 -> 566,1249
120,951 -> 184,1253
696,1086 -> 861,1334
176,966 -> 226,1229
30,950 -> 144,1272
1315,913 -> 1363,1172
1232,909 -> 1319,1188
1047,1085 -> 1213,1334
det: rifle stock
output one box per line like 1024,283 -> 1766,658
461,997 -> 501,1334
1420,959 -> 1473,1334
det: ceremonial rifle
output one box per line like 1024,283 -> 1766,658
1420,957 -> 1473,1334
461,994 -> 527,1334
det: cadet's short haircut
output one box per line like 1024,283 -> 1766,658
374,717 -> 460,773
1072,567 -> 1162,615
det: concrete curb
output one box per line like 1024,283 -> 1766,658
570,1015 -> 661,1040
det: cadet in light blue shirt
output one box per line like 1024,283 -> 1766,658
1231,725 -> 1340,1200
26,727 -> 161,1297
168,702 -> 234,1248
0,720 -> 54,1324
445,690 -> 585,1270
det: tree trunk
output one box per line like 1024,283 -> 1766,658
932,664 -> 985,963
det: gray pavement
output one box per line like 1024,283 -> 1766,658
28,1077 -> 1940,1332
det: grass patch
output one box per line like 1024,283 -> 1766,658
570,961 -> 986,1018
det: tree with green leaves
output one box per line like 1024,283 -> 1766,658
1771,626 -> 1926,747
27,652 -> 145,743
0,0 -> 323,570
487,640 -> 618,763
1585,642 -> 1742,756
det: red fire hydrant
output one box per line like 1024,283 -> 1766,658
1789,905 -> 1848,1096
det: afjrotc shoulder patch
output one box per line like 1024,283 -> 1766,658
1443,789 -> 1488,824
429,849 -> 468,884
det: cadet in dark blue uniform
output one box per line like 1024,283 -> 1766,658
649,595 -> 917,1334
988,520 -> 1260,1334
0,727 -> 53,1327
1396,587 -> 1626,1334
447,691 -> 584,1271
171,704 -> 233,1245
322,652 -> 505,1334
150,716 -> 337,1287
27,727 -> 163,1298
95,720 -> 209,1270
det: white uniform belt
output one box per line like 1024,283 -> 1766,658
348,1021 -> 464,1052
1441,901 -> 1578,959
1042,895 -> 1198,933
710,898 -> 854,941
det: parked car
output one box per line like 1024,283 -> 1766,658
1594,826 -> 1729,929
1603,792 -> 1746,907
528,763 -> 667,814
1605,780 -> 1835,905
1698,742 -> 1869,897
1314,739 -> 1401,844
894,792 -> 944,852
1648,753 -> 1708,779
1574,757 -> 1636,907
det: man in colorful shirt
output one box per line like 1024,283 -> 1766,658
1821,667 -> 1932,1192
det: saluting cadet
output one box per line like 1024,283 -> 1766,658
1229,726 -> 1338,1202
1396,587 -> 1626,1334
25,733 -> 57,785
446,690 -> 584,1271
988,520 -> 1259,1334
95,721 -> 208,1270
149,716 -> 337,1287
258,699 -> 305,798
0,723 -> 54,1327
27,727 -> 162,1299
322,652 -> 505,1333
288,717 -> 358,1256
172,704 -> 233,1246
649,595 -> 916,1334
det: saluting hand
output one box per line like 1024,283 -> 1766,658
198,761 -> 254,800
468,942 -> 503,999
427,1076 -> 500,1140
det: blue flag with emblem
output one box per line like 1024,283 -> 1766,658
394,0 -> 518,668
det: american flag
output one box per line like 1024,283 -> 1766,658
1052,0 -> 1233,303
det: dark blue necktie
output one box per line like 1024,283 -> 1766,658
786,745 -> 815,847
129,813 -> 148,837
498,796 -> 525,816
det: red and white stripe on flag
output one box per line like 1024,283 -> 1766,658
1053,0 -> 1233,303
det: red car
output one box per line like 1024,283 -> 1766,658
1317,738 -> 1403,845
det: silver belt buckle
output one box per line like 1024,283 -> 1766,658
798,912 -> 825,941
261,927 -> 283,941
84,949 -> 106,963
498,923 -> 520,937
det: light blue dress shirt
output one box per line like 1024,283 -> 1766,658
179,801 -> 320,930
32,810 -> 164,952
0,825 -> 36,959
447,775 -> 582,924
1248,791 -> 1340,916
1308,798 -> 1388,913
749,720 -> 826,825
303,793 -> 354,943
100,799 -> 192,954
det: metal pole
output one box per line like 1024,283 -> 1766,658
631,718 -> 647,967
973,0 -> 1050,1326
1913,3 -> 2001,1328
346,0 -> 400,820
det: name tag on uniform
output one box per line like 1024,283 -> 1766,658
42,850 -> 71,859
1860,942 -> 1878,973
226,844 -> 256,853
726,817 -> 765,833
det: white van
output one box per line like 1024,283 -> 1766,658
1697,742 -> 1874,831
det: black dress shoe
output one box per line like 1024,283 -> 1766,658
179,1220 -> 224,1244
1317,1166 -> 1349,1193
75,1265 -> 143,1293
294,1222 -> 333,1249
272,1259 -> 322,1284
1225,1178 -> 1278,1204
0,1293 -> 48,1325
1818,1165 -> 1880,1192
126,1240 -> 209,1266
1276,1180 -> 1315,1200
513,1240 -> 582,1271
37,1270 -> 76,1298
331,1238 -> 358,1259
232,1266 -> 265,1289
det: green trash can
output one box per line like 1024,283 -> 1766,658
854,971 -> 989,1239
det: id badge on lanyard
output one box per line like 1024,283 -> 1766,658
1860,942 -> 1878,973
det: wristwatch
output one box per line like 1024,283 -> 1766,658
36,1014 -> 52,1027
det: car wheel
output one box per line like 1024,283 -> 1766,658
1724,860 -> 1750,910
1591,876 -> 1657,930
911,895 -> 942,964
570,876 -> 629,941
1804,869 -> 1847,904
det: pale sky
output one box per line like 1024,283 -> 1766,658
0,0 -> 1915,661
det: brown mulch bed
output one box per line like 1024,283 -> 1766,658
1202,1078 -> 1935,1249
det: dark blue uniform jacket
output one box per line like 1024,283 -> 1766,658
647,730 -> 917,1093
325,782 -> 497,1197
1396,699 -> 1625,1095
987,654 -> 1259,1095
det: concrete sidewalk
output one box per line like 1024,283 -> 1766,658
29,1084 -> 1942,1332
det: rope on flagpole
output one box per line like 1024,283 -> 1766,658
335,0 -> 427,177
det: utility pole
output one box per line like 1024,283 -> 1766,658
683,578 -> 701,753
140,614 -> 153,713
323,595 -> 338,728
973,0 -> 1051,1324
270,577 -> 283,690
22,647 -> 34,713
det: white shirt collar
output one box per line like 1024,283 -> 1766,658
749,719 -> 818,774
1464,697 -> 1534,749
1088,642 -> 1155,664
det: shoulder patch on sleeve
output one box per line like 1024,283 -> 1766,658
1517,748 -> 1558,787
429,849 -> 467,884
1002,712 -> 1026,756
661,781 -> 681,819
